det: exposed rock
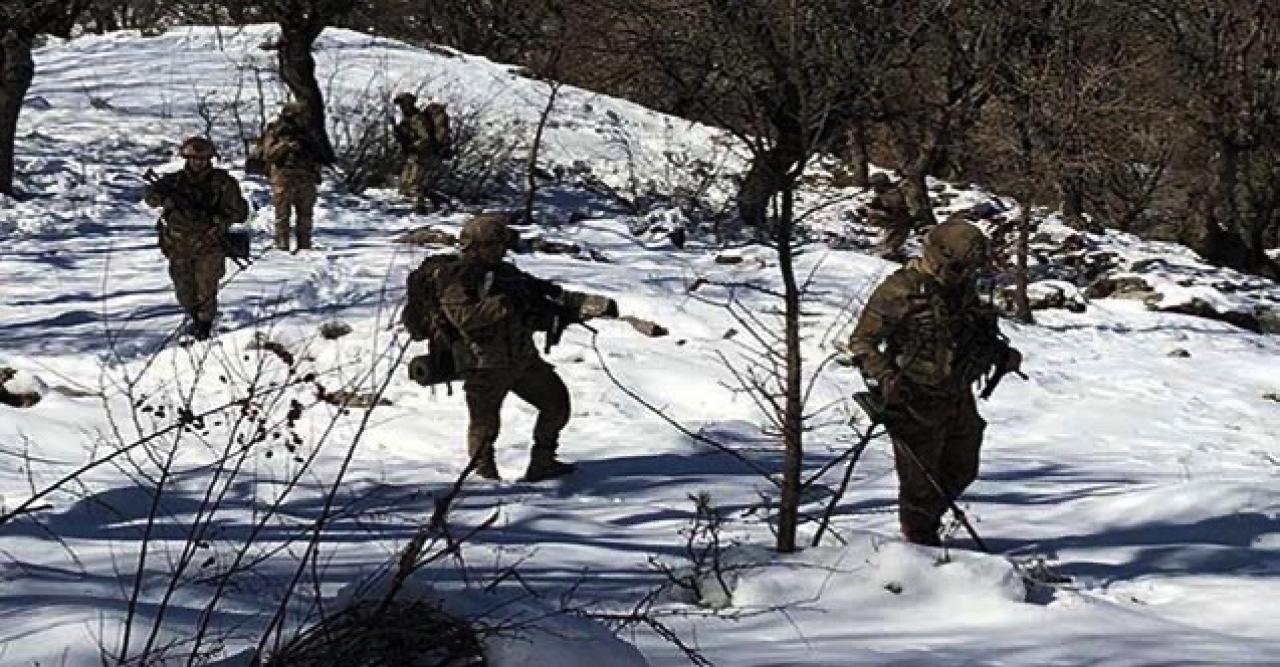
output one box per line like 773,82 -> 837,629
714,253 -> 744,265
529,238 -> 581,255
1085,275 -> 1155,300
1264,392 -> 1280,403
320,321 -> 354,340
1167,348 -> 1192,358
394,226 -> 457,247
1256,306 -> 1280,334
1143,296 -> 1261,332
999,282 -> 1087,314
1,367 -> 42,408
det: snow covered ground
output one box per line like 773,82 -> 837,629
2,26 -> 1279,665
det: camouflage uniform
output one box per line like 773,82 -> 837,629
434,215 -> 597,481
394,93 -> 449,211
144,137 -> 249,339
866,173 -> 916,260
262,103 -> 323,250
847,221 -> 1019,546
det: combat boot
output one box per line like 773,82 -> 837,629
523,449 -> 576,482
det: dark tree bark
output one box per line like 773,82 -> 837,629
0,31 -> 35,197
0,1 -> 89,197
276,18 -> 335,164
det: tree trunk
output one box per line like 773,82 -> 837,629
523,81 -> 560,224
1013,206 -> 1034,324
775,184 -> 803,554
1060,170 -> 1087,230
0,30 -> 35,197
277,23 -> 336,165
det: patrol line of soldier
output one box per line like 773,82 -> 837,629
142,93 -> 451,341
142,98 -> 1022,547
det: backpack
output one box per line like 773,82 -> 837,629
423,103 -> 453,157
403,253 -> 463,386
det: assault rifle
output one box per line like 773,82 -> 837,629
143,168 -> 252,269
491,273 -> 664,353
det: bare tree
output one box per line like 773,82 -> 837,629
877,0 -> 1013,226
0,0 -> 91,197
1140,0 -> 1280,278
603,0 -> 917,553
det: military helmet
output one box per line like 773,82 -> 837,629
459,214 -> 512,250
868,172 -> 891,190
178,136 -> 217,159
393,92 -> 418,107
282,102 -> 307,118
922,221 -> 989,282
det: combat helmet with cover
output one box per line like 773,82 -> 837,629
920,220 -> 989,284
178,136 -> 217,159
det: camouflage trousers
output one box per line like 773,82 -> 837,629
270,176 -> 316,250
884,390 -> 986,544
400,154 -> 445,209
168,250 -> 225,323
462,359 -> 571,467
876,218 -> 913,260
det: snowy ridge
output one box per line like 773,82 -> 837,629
2,26 -> 1280,666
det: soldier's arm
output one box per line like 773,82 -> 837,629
143,173 -> 178,208
263,129 -> 295,162
438,274 -> 520,335
846,277 -> 909,383
218,175 -> 250,227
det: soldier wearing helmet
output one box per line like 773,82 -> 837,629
863,172 -> 918,261
143,136 -> 249,340
261,101 -> 324,251
846,220 -> 1022,547
392,90 -> 452,213
411,214 -> 613,481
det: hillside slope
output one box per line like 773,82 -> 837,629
1,26 -> 1279,666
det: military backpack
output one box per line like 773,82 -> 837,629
403,253 -> 463,386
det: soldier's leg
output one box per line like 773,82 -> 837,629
877,220 -> 910,260
937,394 -> 987,503
511,360 -> 574,481
462,371 -> 511,479
888,410 -> 948,546
294,180 -> 316,250
191,250 -> 226,330
168,255 -> 199,319
400,160 -> 420,199
270,179 -> 292,250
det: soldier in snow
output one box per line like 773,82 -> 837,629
393,91 -> 453,213
143,136 -> 249,340
847,221 -> 1022,546
261,102 -> 324,251
401,214 -> 618,482
865,172 -> 918,261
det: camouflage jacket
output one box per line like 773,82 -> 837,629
437,259 -> 560,371
262,119 -> 322,182
866,187 -> 913,229
848,261 -> 1008,395
395,111 -> 441,160
144,167 -> 248,255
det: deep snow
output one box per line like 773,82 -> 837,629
1,25 -> 1279,666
